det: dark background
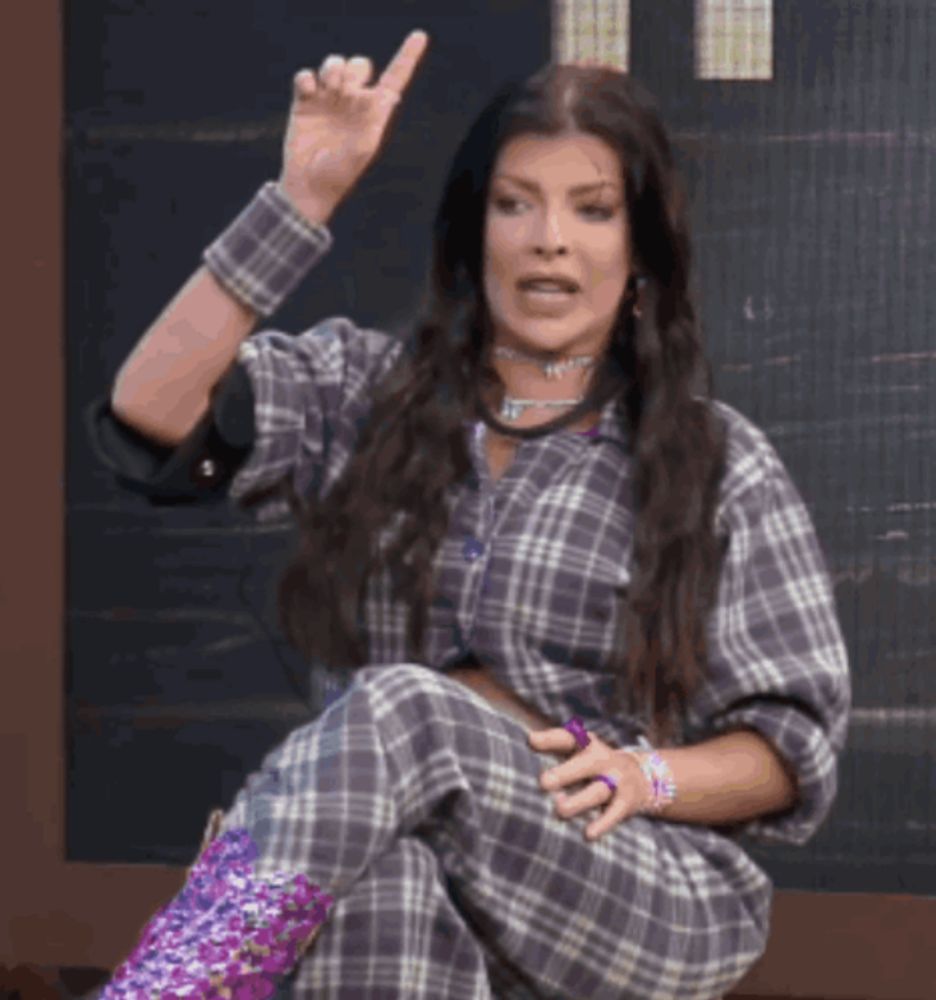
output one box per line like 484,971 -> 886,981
66,0 -> 935,895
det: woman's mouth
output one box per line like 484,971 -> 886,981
516,278 -> 579,310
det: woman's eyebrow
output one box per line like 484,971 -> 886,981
493,174 -> 619,196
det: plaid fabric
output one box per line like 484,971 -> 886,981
215,314 -> 850,995
119,182 -> 850,996
687,445 -> 851,845
226,313 -> 850,849
218,665 -> 771,999
203,181 -> 333,318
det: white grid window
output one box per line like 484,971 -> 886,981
552,0 -> 631,72
694,0 -> 773,80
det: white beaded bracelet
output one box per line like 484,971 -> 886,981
623,737 -> 677,814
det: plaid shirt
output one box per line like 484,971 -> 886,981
88,182 -> 850,852
222,315 -> 850,848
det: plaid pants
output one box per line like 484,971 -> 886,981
218,664 -> 771,999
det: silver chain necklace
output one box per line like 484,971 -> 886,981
498,394 -> 585,422
492,345 -> 595,421
492,345 -> 596,380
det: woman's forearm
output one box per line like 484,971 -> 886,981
111,265 -> 258,445
532,722 -> 800,834
110,184 -> 333,448
450,664 -> 798,829
638,729 -> 798,827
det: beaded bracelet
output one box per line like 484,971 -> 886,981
623,738 -> 677,814
635,750 -> 677,813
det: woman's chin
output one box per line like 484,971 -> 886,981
497,322 -> 601,358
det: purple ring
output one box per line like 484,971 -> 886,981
563,716 -> 590,750
596,773 -> 618,793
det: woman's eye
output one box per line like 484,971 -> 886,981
579,203 -> 615,220
493,196 -> 525,214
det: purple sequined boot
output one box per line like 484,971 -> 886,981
100,815 -> 333,999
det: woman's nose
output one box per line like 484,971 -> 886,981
532,208 -> 568,256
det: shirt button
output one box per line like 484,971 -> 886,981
463,537 -> 485,562
194,457 -> 219,484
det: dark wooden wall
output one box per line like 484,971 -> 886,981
67,0 -> 936,896
631,0 -> 936,895
2,1 -> 934,994
65,1 -> 552,863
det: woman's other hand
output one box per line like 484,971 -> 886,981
279,29 -> 430,224
528,726 -> 649,841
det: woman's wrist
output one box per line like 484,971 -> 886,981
625,748 -> 678,815
621,730 -> 797,827
275,177 -> 340,228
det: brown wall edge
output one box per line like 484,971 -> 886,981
1,4 -> 933,1000
3,879 -> 935,997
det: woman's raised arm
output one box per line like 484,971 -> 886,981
110,30 -> 428,447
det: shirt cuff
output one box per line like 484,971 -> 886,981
202,180 -> 333,318
85,363 -> 256,504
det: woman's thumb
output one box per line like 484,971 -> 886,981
292,68 -> 316,100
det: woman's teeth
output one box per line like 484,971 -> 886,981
519,282 -> 577,295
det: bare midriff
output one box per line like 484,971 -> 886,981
446,661 -> 556,731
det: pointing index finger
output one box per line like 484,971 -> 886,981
377,29 -> 429,96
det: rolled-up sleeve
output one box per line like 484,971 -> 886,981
689,444 -> 851,846
228,318 -> 404,522
85,360 -> 255,505
88,316 -> 405,524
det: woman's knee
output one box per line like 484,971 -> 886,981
349,663 -> 496,732
346,663 -> 536,781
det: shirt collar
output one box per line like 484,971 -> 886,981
578,394 -> 630,448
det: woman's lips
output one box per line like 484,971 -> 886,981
516,284 -> 578,312
517,274 -> 580,293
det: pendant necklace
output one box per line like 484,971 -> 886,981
492,345 -> 595,422
498,395 -> 585,422
492,345 -> 596,380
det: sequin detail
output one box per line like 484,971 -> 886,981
100,827 -> 334,999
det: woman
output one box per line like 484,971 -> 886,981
89,29 -> 850,1000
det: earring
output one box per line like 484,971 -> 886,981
632,274 -> 647,319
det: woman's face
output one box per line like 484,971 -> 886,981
482,130 -> 632,359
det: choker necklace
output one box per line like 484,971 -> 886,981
499,395 -> 585,422
492,345 -> 596,380
475,353 -> 627,441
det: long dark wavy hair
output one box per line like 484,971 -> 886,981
274,64 -> 727,744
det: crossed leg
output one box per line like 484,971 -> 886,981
214,663 -> 769,1000
281,835 -> 493,998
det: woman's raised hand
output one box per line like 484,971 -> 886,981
278,30 -> 429,224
